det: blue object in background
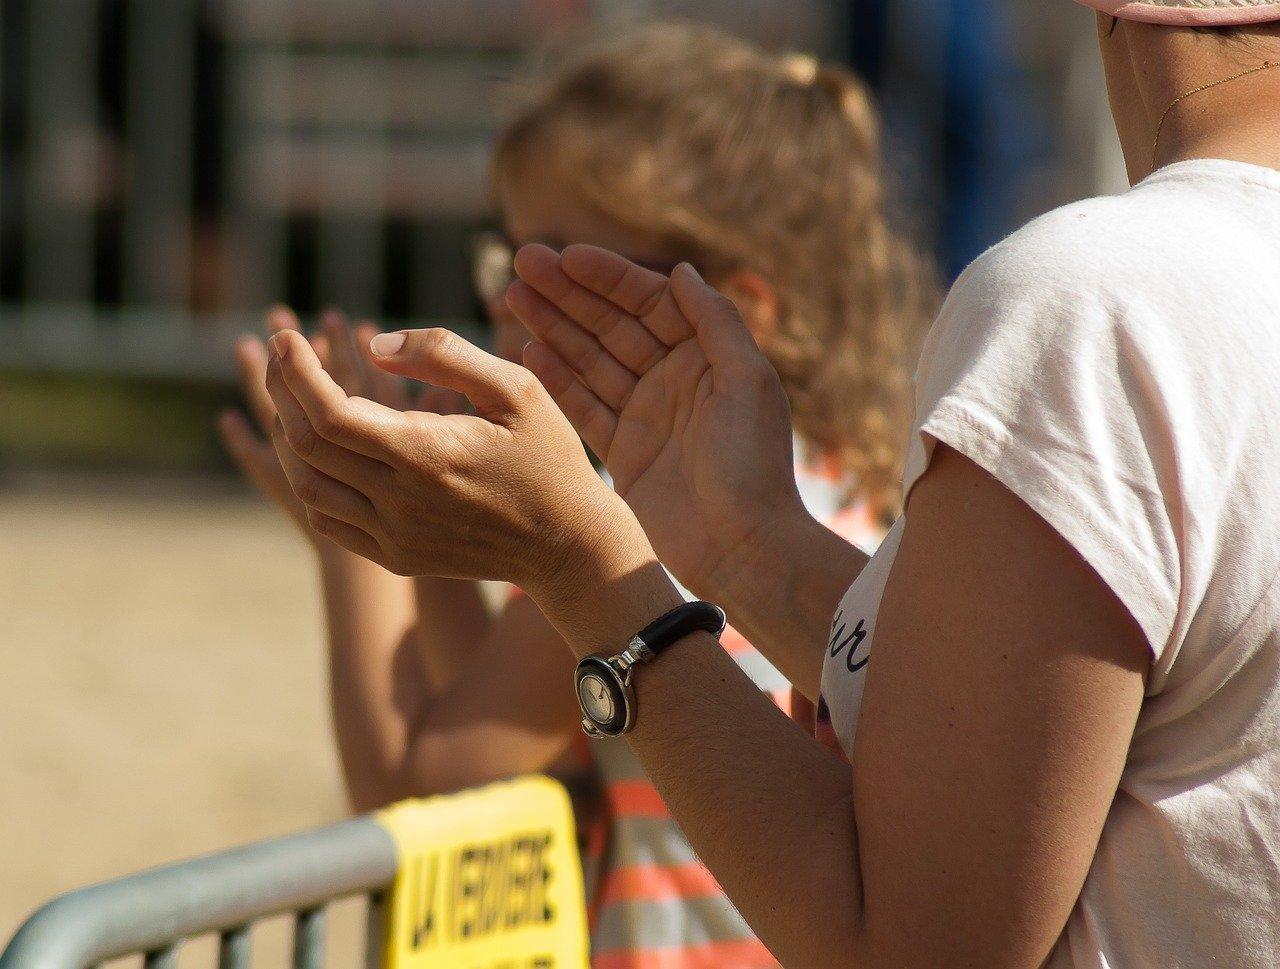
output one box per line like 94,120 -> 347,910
847,0 -> 1053,279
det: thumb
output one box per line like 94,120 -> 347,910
668,263 -> 762,368
369,327 -> 536,416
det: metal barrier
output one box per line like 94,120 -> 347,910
0,818 -> 397,969
0,779 -> 590,969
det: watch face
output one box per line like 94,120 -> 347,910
577,672 -> 616,725
576,655 -> 632,736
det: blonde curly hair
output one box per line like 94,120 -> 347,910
493,23 -> 938,520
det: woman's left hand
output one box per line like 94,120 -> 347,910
262,327 -> 657,607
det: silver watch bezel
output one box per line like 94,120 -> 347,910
574,637 -> 651,737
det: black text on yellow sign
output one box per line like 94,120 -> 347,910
377,777 -> 588,969
406,831 -> 555,946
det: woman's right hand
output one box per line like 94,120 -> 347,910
507,244 -> 815,603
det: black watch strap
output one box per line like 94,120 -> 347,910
634,601 -> 727,659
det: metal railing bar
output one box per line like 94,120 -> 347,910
217,926 -> 251,969
291,909 -> 324,969
22,0 -> 99,306
122,0 -> 198,308
142,945 -> 178,969
216,0 -> 835,49
240,135 -> 491,221
222,44 -> 290,314
314,46 -> 389,317
233,51 -> 506,130
0,818 -> 396,969
362,894 -> 385,969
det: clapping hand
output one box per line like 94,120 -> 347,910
507,245 -> 807,602
258,247 -> 813,650
260,322 -> 654,615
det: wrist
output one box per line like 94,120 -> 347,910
700,501 -> 826,610
527,498 -> 684,659
704,503 -> 870,699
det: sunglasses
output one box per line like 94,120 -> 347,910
471,230 -> 686,304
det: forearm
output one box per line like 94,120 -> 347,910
410,575 -> 494,693
328,560 -> 580,809
536,558 -> 865,969
704,509 -> 869,700
394,593 -> 583,795
633,639 -> 863,967
317,545 -> 422,811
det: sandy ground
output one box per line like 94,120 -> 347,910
0,473 -> 368,966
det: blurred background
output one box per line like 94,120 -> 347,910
0,0 -> 1125,954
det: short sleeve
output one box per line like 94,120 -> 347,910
901,221 -> 1186,661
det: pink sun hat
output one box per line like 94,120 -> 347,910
1077,0 -> 1280,25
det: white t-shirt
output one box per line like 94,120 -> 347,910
823,158 -> 1280,967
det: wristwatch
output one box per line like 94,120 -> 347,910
575,601 -> 727,738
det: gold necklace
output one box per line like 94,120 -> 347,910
1150,61 -> 1280,173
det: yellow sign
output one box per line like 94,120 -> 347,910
376,776 -> 589,969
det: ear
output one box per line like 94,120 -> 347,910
717,270 -> 781,345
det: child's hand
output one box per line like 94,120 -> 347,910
218,306 -> 317,538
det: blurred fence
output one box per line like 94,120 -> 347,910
0,0 -> 839,382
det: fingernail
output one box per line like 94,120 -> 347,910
267,332 -> 285,358
677,262 -> 705,283
370,332 -> 407,356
